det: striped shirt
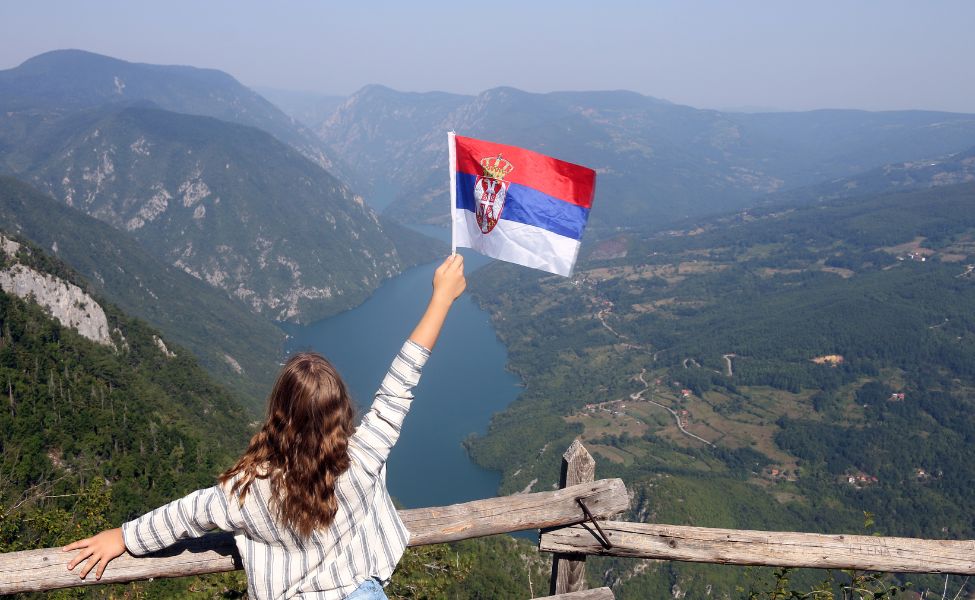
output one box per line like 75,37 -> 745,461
122,340 -> 431,599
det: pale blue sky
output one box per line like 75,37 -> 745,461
2,1 -> 973,112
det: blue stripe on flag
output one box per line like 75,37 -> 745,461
455,172 -> 590,240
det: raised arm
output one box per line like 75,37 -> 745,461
349,254 -> 466,473
410,254 -> 467,350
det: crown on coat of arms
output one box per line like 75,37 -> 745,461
480,154 -> 514,180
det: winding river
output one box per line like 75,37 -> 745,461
282,251 -> 520,509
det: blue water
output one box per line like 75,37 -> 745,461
283,251 -> 521,509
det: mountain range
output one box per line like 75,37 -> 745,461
0,51 -> 440,324
3,47 -> 975,598
0,49 -> 339,172
315,85 -> 975,230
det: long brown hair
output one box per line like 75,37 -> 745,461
220,352 -> 355,538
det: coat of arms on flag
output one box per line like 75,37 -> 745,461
448,133 -> 597,276
474,154 -> 513,234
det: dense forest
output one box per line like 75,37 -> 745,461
0,234 -> 252,596
465,182 -> 975,597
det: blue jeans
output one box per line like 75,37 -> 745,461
345,577 -> 388,600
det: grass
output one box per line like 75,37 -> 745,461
566,377 -> 826,479
734,242 -> 787,261
589,444 -> 635,465
676,260 -> 729,275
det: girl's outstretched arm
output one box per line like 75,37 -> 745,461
410,254 -> 466,350
64,485 -> 236,580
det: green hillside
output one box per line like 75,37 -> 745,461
0,232 -> 544,599
464,182 -> 975,597
0,176 -> 282,410
743,144 -> 975,213
0,233 -> 253,597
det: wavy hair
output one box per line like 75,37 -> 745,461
220,352 -> 355,538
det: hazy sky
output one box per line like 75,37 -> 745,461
2,1 -> 973,113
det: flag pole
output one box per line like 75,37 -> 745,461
447,130 -> 457,255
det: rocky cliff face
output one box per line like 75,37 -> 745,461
0,235 -> 113,346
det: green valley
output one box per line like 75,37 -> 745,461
3,44 -> 975,600
465,182 -> 975,597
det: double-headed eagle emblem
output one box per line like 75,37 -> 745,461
474,154 -> 514,234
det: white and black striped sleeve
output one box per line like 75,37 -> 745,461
121,485 -> 234,556
348,339 -> 430,475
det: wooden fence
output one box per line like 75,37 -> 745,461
1,441 -> 973,598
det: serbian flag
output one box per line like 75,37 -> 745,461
449,133 -> 596,276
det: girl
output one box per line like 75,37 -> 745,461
64,254 -> 467,600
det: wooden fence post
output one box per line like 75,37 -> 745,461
549,439 -> 596,595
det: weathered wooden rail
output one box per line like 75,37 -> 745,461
2,441 -> 975,598
540,522 -> 975,574
0,478 -> 628,594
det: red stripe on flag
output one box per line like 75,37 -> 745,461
455,135 -> 595,209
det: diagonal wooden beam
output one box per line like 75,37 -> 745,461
0,478 -> 628,594
540,521 -> 975,574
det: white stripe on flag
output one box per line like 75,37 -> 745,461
452,208 -> 580,277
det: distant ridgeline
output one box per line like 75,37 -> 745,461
465,182 -> 975,598
319,84 -> 975,230
0,232 -> 252,595
0,49 -> 342,175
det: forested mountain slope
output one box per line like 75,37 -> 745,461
464,182 -> 975,597
0,232 -> 551,599
0,102 -> 438,322
0,176 -> 282,410
320,85 -> 975,229
0,233 -> 253,596
0,52 -> 442,324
